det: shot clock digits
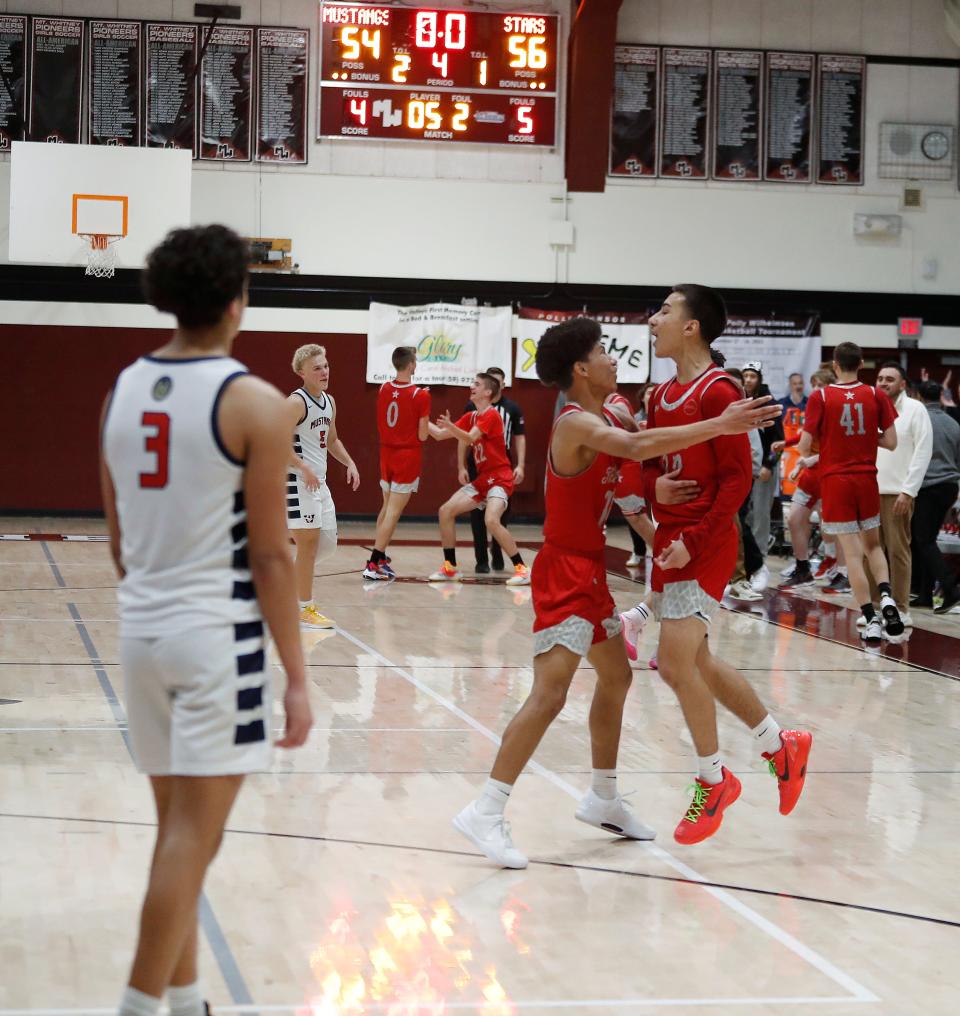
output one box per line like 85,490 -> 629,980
319,2 -> 559,146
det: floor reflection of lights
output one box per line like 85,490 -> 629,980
305,896 -> 517,1014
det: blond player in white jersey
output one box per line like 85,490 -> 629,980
100,225 -> 312,1016
286,344 -> 360,629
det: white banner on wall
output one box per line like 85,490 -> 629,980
367,302 -> 513,385
515,308 -> 650,383
649,315 -> 822,398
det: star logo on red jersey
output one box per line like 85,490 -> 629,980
845,391 -> 856,400
392,390 -> 400,399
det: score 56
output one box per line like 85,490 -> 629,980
508,35 -> 547,69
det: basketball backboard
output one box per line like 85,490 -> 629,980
8,142 -> 192,269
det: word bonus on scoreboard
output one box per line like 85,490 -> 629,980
319,3 -> 559,145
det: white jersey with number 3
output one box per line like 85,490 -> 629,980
102,355 -> 262,638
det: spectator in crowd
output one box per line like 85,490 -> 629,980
912,380 -> 960,614
459,366 -> 526,573
741,361 -> 785,590
870,362 -> 933,626
779,372 -> 808,412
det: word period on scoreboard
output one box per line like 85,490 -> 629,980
318,2 -> 559,146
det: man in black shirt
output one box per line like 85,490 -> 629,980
458,366 -> 526,571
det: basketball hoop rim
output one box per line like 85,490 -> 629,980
78,232 -> 123,250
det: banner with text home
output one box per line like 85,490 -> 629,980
515,308 -> 650,383
367,302 -> 512,385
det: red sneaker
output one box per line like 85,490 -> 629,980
814,556 -> 836,580
673,768 -> 741,845
764,729 -> 813,815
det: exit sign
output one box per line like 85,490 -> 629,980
898,317 -> 923,338
898,317 -> 922,349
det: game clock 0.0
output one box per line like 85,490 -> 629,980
318,2 -> 559,146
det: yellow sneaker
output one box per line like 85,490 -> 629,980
505,563 -> 530,586
300,605 -> 335,629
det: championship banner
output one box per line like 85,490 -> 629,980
367,302 -> 512,385
648,314 -> 821,397
515,308 -> 650,383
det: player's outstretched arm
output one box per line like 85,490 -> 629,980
222,376 -> 312,749
98,393 -> 124,579
566,396 -> 780,462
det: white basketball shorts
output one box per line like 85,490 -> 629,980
122,621 -> 273,776
288,478 -> 336,531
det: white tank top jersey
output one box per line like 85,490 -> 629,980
291,388 -> 332,480
102,355 -> 263,638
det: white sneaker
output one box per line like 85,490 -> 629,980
861,618 -> 883,642
900,611 -> 914,628
575,789 -> 656,840
780,560 -> 796,578
880,594 -> 904,636
856,614 -> 867,627
729,580 -> 762,601
750,564 -> 770,592
619,609 -> 648,662
626,552 -> 642,567
452,802 -> 528,869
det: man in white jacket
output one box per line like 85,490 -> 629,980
872,363 -> 933,623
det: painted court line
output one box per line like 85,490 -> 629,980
0,997 -> 874,1015
335,624 -> 880,1006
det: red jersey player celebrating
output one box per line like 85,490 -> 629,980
798,342 -> 901,642
427,372 -> 530,586
364,346 -> 431,580
645,284 -> 813,846
453,318 -> 782,868
605,391 -> 657,552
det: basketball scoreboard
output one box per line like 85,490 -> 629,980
318,3 -> 559,146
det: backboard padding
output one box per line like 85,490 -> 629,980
9,142 -> 191,268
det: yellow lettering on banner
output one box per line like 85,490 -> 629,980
521,337 -> 538,373
418,333 -> 464,362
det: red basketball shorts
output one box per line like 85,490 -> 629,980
614,460 -> 645,515
463,468 -> 514,504
379,446 -> 422,494
820,473 -> 881,535
650,520 -> 738,626
531,543 -> 621,658
792,467 -> 821,510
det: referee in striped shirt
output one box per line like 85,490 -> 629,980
457,366 -> 526,572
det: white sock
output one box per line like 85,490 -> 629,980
752,714 -> 783,756
118,987 -> 162,1016
168,983 -> 204,1016
823,542 -> 836,558
624,603 -> 650,626
591,768 -> 618,800
299,599 -> 312,609
476,778 -> 512,816
697,752 -> 724,785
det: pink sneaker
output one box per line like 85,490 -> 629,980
619,612 -> 638,661
648,656 -> 658,670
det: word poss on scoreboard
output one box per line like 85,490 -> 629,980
319,2 -> 558,146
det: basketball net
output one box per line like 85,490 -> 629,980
80,233 -> 121,279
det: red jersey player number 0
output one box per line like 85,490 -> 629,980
139,411 -> 170,489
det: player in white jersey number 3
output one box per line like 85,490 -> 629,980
286,343 -> 360,629
100,225 -> 312,1016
